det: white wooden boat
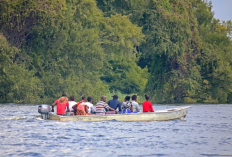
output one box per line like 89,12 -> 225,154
47,106 -> 190,122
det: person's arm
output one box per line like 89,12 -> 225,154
136,103 -> 140,112
66,102 -> 70,112
107,104 -> 118,114
91,106 -> 95,113
130,102 -> 133,112
72,104 -> 77,112
85,105 -> 89,113
121,102 -> 124,110
150,102 -> 154,112
109,107 -> 118,114
51,101 -> 57,112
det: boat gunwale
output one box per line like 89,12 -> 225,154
55,106 -> 191,118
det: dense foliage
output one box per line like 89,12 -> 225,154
0,0 -> 231,103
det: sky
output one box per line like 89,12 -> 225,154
210,0 -> 232,21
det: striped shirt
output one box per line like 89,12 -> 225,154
95,101 -> 109,115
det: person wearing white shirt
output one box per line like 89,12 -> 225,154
68,96 -> 77,112
131,95 -> 140,113
85,97 -> 95,114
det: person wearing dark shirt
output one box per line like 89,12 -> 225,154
142,94 -> 154,112
96,95 -> 118,115
108,94 -> 122,113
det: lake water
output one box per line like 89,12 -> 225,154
0,104 -> 232,157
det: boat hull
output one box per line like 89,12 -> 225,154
48,106 -> 190,122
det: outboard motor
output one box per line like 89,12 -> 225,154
38,104 -> 51,120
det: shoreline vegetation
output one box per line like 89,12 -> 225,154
1,0 -> 232,104
106,90 -> 144,104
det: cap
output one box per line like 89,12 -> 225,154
112,94 -> 118,99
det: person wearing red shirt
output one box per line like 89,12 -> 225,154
51,94 -> 70,115
142,94 -> 154,112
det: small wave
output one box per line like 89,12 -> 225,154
201,154 -> 232,156
19,152 -> 42,156
57,135 -> 71,139
35,117 -> 44,121
0,116 -> 27,120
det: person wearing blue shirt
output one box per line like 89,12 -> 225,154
108,94 -> 122,114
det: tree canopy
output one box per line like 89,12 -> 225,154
0,0 -> 232,103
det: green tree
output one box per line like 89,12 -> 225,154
195,1 -> 232,103
0,0 -> 146,103
0,34 -> 43,103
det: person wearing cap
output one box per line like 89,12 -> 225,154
51,94 -> 71,115
107,94 -> 122,114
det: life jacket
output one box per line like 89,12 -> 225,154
76,100 -> 85,107
76,104 -> 87,115
77,103 -> 86,111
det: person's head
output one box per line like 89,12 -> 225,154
112,94 -> 118,99
87,96 -> 92,103
145,94 -> 150,101
132,95 -> 137,101
59,97 -> 68,104
62,93 -> 67,97
69,96 -> 74,101
81,96 -> 86,101
101,95 -> 106,102
125,96 -> 130,101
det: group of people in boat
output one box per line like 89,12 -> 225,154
51,94 -> 154,116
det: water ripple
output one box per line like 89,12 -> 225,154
0,104 -> 232,157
